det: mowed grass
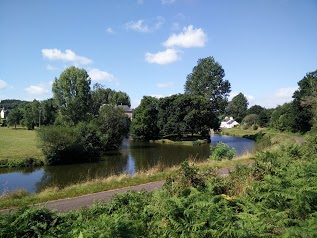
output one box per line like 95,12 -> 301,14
0,127 -> 44,165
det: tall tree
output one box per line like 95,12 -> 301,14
22,100 -> 40,130
6,108 -> 23,129
130,96 -> 159,141
247,105 -> 270,127
225,93 -> 248,123
40,98 -> 57,126
184,56 -> 231,113
269,102 -> 297,132
293,69 -> 317,132
52,66 -> 92,125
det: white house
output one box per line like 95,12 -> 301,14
0,108 -> 8,119
220,117 -> 239,129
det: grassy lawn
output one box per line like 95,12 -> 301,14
0,127 -> 44,167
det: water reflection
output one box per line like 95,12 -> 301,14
0,135 -> 254,194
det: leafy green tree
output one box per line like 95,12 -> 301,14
130,96 -> 159,141
6,107 -> 23,129
184,56 -> 231,113
242,114 -> 260,129
21,100 -> 41,130
52,66 -> 92,125
40,98 -> 57,126
226,93 -> 248,122
91,84 -> 131,117
96,105 -> 130,150
270,102 -> 297,132
158,94 -> 219,137
293,69 -> 317,132
247,105 -> 270,127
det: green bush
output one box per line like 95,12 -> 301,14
37,125 -> 100,165
210,142 -> 236,161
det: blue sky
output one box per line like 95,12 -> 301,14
0,0 -> 316,109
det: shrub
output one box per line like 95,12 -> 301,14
209,142 -> 236,161
252,124 -> 259,130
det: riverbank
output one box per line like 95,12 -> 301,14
0,153 -> 253,210
221,127 -> 304,145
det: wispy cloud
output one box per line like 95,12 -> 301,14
161,0 -> 176,4
163,25 -> 207,48
156,82 -> 175,88
125,16 -> 165,33
88,68 -> 115,82
249,87 -> 297,108
106,27 -> 114,34
25,84 -> 50,96
42,49 -> 93,65
0,80 -> 8,89
145,49 -> 182,64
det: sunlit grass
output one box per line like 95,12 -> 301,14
0,127 -> 44,166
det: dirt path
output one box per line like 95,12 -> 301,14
1,166 -> 240,214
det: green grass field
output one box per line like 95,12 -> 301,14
0,127 -> 44,167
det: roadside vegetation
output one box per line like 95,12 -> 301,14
1,132 -> 316,237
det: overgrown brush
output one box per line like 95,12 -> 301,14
1,136 -> 317,237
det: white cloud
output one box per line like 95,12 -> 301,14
88,68 -> 115,82
251,87 -> 297,108
125,17 -> 165,33
145,48 -> 181,64
161,0 -> 176,4
41,49 -> 93,65
126,20 -> 149,32
106,27 -> 114,34
25,84 -> 50,96
156,82 -> 175,88
163,25 -> 207,48
0,80 -> 8,89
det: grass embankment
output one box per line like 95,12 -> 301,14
0,154 -> 254,210
221,127 -> 304,146
0,127 -> 44,167
2,127 -> 300,210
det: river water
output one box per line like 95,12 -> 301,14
0,135 -> 253,194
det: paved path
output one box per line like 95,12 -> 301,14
0,165 -> 245,214
1,180 -> 166,214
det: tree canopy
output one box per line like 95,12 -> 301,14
131,94 -> 219,141
184,56 -> 231,113
52,66 -> 92,125
225,93 -> 248,123
293,69 -> 317,132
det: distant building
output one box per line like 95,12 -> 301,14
117,104 -> 133,120
220,117 -> 239,129
101,104 -> 133,120
0,108 -> 8,119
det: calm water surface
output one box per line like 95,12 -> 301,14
0,135 -> 253,194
